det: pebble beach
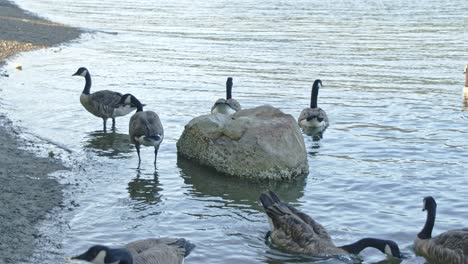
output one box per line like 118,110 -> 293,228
0,1 -> 80,262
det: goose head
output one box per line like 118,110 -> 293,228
340,238 -> 402,258
72,67 -> 89,77
313,79 -> 322,90
119,94 -> 143,112
422,196 -> 436,212
72,245 -> 133,264
382,239 -> 402,258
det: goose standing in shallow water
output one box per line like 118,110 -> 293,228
119,94 -> 164,168
211,77 -> 241,114
73,67 -> 137,132
259,191 -> 401,258
72,237 -> 195,264
414,196 -> 468,264
298,79 -> 329,132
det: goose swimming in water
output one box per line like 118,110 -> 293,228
414,196 -> 468,264
259,191 -> 401,258
72,237 -> 195,264
298,79 -> 329,131
211,77 -> 241,114
119,94 -> 164,168
73,67 -> 137,132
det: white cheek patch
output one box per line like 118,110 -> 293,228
92,250 -> 107,264
384,244 -> 392,256
318,83 -> 322,90
422,199 -> 426,210
80,70 -> 88,77
124,96 -> 132,104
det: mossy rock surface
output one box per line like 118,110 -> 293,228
177,105 -> 309,180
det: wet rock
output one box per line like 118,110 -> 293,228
177,105 -> 308,179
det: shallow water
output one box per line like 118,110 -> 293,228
1,0 -> 467,263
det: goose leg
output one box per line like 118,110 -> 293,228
112,118 -> 116,130
136,144 -> 141,169
103,118 -> 107,132
154,145 -> 160,166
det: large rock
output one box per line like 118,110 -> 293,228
176,105 -> 309,179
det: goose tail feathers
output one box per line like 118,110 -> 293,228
171,238 -> 196,257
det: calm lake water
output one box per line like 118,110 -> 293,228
1,0 -> 467,263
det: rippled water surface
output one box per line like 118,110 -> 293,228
1,0 -> 467,263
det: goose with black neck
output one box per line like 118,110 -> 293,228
259,191 -> 401,259
71,237 -> 195,264
73,67 -> 138,132
414,196 -> 468,264
211,77 -> 241,114
298,79 -> 329,134
119,94 -> 164,169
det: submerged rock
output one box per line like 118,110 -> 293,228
177,105 -> 308,179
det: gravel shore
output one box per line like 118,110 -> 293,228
0,1 -> 81,262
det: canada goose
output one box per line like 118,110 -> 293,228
414,196 -> 468,264
298,79 -> 329,130
211,77 -> 241,114
259,191 -> 401,258
73,67 -> 137,132
119,94 -> 164,168
71,237 -> 195,264
464,65 -> 468,98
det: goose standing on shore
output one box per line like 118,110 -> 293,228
119,94 -> 164,168
414,196 -> 468,264
259,191 -> 401,258
71,237 -> 195,264
298,79 -> 329,132
464,65 -> 468,98
73,67 -> 137,132
211,77 -> 241,114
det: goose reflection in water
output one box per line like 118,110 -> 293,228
176,156 -> 307,209
127,170 -> 163,206
83,131 -> 133,159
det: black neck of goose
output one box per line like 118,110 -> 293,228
226,78 -> 233,100
82,72 -> 92,95
310,83 -> 319,108
418,203 -> 436,239
131,96 -> 144,112
339,238 -> 387,255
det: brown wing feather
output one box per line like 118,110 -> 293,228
226,98 -> 241,111
260,192 -> 335,255
90,90 -> 123,107
125,238 -> 186,264
427,229 -> 468,264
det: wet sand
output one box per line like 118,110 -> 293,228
0,1 -> 81,262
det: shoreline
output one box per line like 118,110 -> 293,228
0,1 -> 81,263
